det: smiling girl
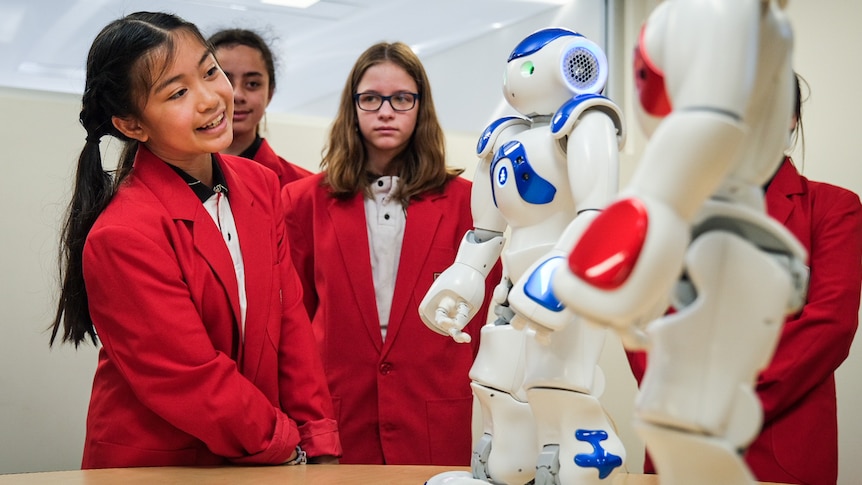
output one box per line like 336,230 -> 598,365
50,11 -> 340,469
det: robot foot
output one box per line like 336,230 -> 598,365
424,471 -> 494,485
636,420 -> 756,485
534,444 -> 560,485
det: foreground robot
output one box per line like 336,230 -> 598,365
549,1 -> 808,484
419,28 -> 626,484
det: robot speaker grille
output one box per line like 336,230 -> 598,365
564,47 -> 599,90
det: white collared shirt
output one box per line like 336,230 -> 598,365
204,187 -> 247,339
364,176 -> 406,341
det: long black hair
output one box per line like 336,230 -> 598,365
790,71 -> 808,162
50,12 -> 211,347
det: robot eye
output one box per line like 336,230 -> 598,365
520,61 -> 535,77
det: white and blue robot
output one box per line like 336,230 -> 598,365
551,1 -> 808,484
419,28 -> 626,485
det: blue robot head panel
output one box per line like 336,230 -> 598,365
503,28 -> 608,117
508,28 -> 581,62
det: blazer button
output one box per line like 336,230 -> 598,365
379,362 -> 393,375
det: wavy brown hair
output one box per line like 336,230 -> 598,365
321,41 -> 463,203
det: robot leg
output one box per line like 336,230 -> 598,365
468,323 -> 538,484
528,389 -> 625,485
635,421 -> 755,485
636,230 -> 797,485
524,317 -> 624,485
471,383 -> 536,484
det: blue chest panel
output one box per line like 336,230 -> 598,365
491,140 -> 556,206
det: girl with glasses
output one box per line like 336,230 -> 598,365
282,41 -> 500,465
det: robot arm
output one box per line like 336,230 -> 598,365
629,0 -> 762,212
559,96 -> 624,214
419,136 -> 510,343
508,97 -> 624,338
552,0 -> 774,332
418,230 -> 504,343
474,119 -> 520,234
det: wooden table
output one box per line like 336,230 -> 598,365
0,465 -> 790,484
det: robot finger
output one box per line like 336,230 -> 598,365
448,327 -> 472,344
456,301 -> 472,324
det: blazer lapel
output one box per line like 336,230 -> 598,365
328,194 -> 385,351
219,156 -> 274,380
384,193 -> 443,350
134,148 -> 244,361
766,157 -> 804,226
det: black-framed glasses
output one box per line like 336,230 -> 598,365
354,91 -> 419,112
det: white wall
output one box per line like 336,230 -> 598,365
1,1 -> 860,482
0,89 -> 96,474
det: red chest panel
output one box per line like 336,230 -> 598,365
634,26 -> 671,118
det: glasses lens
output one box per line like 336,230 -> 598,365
390,93 -> 416,111
355,92 -> 417,111
357,93 -> 382,111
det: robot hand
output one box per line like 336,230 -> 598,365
419,231 -> 505,343
429,296 -> 473,343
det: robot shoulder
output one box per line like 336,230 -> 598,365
477,116 -> 531,158
550,94 -> 626,148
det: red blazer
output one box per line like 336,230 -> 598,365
628,158 -> 862,485
745,158 -> 862,485
253,138 -> 313,187
282,173 -> 499,465
81,146 -> 340,469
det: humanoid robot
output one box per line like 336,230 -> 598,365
546,1 -> 808,484
419,28 -> 626,485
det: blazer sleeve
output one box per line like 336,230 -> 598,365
273,180 -> 342,458
756,186 -> 862,422
84,224 -> 299,465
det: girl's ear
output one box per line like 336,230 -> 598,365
112,116 -> 149,143
266,85 -> 275,106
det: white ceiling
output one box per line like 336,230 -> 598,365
0,0 -> 608,133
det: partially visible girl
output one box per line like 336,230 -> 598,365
627,73 -> 862,485
208,28 -> 312,186
50,11 -> 340,469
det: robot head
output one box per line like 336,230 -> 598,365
503,28 -> 608,117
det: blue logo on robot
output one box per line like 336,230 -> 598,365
574,429 -> 623,479
497,166 -> 508,186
